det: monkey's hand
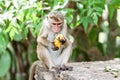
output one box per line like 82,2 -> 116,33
52,34 -> 66,51
51,42 -> 59,51
50,42 -> 59,51
57,34 -> 66,45
59,38 -> 66,45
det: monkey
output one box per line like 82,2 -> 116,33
29,11 -> 73,80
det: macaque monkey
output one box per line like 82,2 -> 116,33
29,11 -> 73,80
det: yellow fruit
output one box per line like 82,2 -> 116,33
54,34 -> 65,49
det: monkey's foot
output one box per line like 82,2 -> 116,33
60,65 -> 73,71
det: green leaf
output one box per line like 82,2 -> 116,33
0,34 -> 8,51
88,26 -> 98,45
108,5 -> 114,21
93,7 -> 103,12
92,13 -> 98,25
9,27 -> 19,40
82,17 -> 89,31
77,3 -> 83,10
13,33 -> 22,41
0,51 -> 11,77
110,0 -> 120,7
36,2 -> 42,11
87,9 -> 93,16
81,17 -> 93,31
0,19 -> 5,26
23,27 -> 28,39
5,26 -> 12,33
12,0 -> 18,9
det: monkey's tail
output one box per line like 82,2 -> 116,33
29,60 -> 40,80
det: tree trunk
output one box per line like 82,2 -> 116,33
106,9 -> 118,59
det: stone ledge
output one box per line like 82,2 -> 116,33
34,58 -> 120,80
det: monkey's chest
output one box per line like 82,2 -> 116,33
47,32 -> 63,56
48,47 -> 63,57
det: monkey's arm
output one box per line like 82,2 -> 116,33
37,27 -> 53,47
61,33 -> 74,48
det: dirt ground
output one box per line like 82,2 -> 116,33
62,58 -> 120,80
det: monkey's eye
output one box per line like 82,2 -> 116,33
52,23 -> 56,25
52,23 -> 62,25
57,23 -> 61,25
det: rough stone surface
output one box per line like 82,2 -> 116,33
35,58 -> 120,80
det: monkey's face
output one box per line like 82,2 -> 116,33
50,20 -> 64,33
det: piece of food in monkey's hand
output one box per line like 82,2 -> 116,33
53,34 -> 66,50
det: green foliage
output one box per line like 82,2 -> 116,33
77,0 -> 105,31
0,51 -> 11,77
107,0 -> 120,21
0,0 -> 42,78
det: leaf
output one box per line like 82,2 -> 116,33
92,13 -> 98,25
88,26 -> 98,45
82,17 -> 89,31
13,33 -> 22,41
0,51 -> 11,77
12,0 -> 18,9
0,34 -> 8,51
9,27 -> 19,40
108,5 -> 114,21
23,27 -> 28,39
87,9 -> 93,16
81,17 -> 93,31
96,12 -> 101,16
77,3 -> 83,9
110,0 -> 120,6
0,19 -> 5,26
93,7 -> 103,12
5,25 -> 12,33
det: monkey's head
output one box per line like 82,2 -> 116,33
47,11 -> 65,33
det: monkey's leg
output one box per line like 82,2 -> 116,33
56,42 -> 73,71
60,65 -> 73,71
37,43 -> 55,70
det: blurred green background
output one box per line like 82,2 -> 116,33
0,0 -> 120,80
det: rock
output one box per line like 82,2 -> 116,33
34,58 -> 120,80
